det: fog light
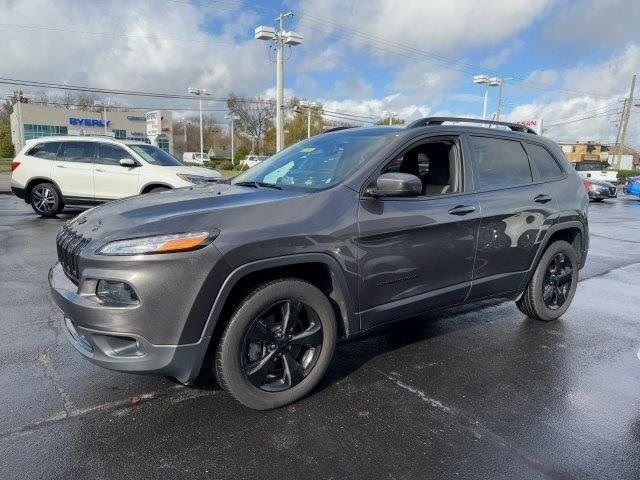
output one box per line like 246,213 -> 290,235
96,280 -> 139,305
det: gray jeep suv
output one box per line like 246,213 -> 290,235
50,117 -> 589,410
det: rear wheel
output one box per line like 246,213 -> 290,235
30,182 -> 63,217
516,240 -> 579,321
215,279 -> 337,410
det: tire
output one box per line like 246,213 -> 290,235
215,279 -> 337,410
148,186 -> 171,193
516,240 -> 579,321
30,182 -> 63,217
592,198 -> 604,202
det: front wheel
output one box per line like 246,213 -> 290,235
215,279 -> 337,410
516,240 -> 579,321
30,182 -> 63,217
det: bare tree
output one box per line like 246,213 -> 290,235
227,94 -> 275,154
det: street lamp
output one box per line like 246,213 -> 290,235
473,75 -> 501,120
299,100 -> 319,138
188,87 -> 212,160
225,114 -> 239,165
255,12 -> 303,152
93,100 -> 108,135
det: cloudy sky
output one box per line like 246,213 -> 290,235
1,0 -> 639,145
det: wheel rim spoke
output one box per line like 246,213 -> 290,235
556,270 -> 572,286
246,351 -> 277,387
543,286 -> 555,304
280,300 -> 301,332
554,286 -> 566,305
283,351 -> 304,387
245,319 -> 274,343
290,324 -> 322,347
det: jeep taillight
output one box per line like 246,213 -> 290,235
582,179 -> 591,191
10,161 -> 20,172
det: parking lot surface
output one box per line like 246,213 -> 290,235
1,193 -> 640,479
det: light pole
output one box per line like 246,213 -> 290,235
299,100 -> 318,138
225,114 -> 238,165
93,100 -> 108,135
473,75 -> 501,120
188,87 -> 212,159
255,13 -> 303,152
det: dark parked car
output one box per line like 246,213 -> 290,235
582,178 -> 617,201
50,117 -> 589,410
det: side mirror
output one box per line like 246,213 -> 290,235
367,172 -> 422,197
119,158 -> 137,167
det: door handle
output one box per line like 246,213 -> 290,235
448,205 -> 476,216
95,168 -> 105,173
56,165 -> 65,168
534,194 -> 552,204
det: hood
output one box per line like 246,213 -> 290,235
68,183 -> 308,241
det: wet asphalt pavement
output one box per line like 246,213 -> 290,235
1,194 -> 640,480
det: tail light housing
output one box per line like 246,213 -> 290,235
10,161 -> 20,172
582,178 -> 591,191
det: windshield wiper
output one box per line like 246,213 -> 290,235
235,181 -> 282,190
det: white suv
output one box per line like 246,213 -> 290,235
10,136 -> 222,217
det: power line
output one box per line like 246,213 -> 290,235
545,109 -> 623,128
0,23 -> 234,45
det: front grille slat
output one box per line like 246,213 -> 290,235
55,225 -> 91,284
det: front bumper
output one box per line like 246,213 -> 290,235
49,262 -> 207,383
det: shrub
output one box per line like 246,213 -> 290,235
617,169 -> 640,182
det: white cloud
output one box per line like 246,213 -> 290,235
299,0 -> 552,57
483,39 -> 524,69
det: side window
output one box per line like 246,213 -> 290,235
470,136 -> 532,190
97,144 -> 133,165
381,139 -> 459,196
60,142 -> 96,163
525,143 -> 564,180
27,142 -> 61,160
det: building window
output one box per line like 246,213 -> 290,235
157,136 -> 170,153
23,124 -> 68,140
113,129 -> 126,139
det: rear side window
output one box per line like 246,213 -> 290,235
470,136 -> 533,190
27,142 -> 62,160
60,142 -> 96,163
526,143 -> 563,180
97,143 -> 133,165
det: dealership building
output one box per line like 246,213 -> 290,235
10,103 -> 173,154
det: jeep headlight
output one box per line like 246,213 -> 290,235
96,231 -> 215,256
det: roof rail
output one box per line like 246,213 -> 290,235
406,117 -> 538,135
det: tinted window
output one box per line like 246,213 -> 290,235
470,136 -> 532,190
97,143 -> 133,165
60,142 -> 96,163
27,142 -> 61,160
526,143 -> 563,180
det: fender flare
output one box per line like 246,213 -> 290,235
519,220 -> 587,291
201,253 -> 358,340
182,253 -> 359,383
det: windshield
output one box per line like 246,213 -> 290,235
232,130 -> 393,190
129,144 -> 183,166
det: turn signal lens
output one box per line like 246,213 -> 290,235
96,231 -> 214,256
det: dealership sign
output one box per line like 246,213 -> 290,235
515,118 -> 543,135
69,117 -> 111,127
146,110 -> 172,136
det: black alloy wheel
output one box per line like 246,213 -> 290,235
242,299 -> 323,392
541,253 -> 573,310
215,279 -> 337,410
516,240 -> 579,321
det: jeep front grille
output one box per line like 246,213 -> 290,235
56,225 -> 90,284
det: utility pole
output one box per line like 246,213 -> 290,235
226,114 -> 237,165
188,87 -> 212,160
615,74 -> 636,169
255,13 -> 303,152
